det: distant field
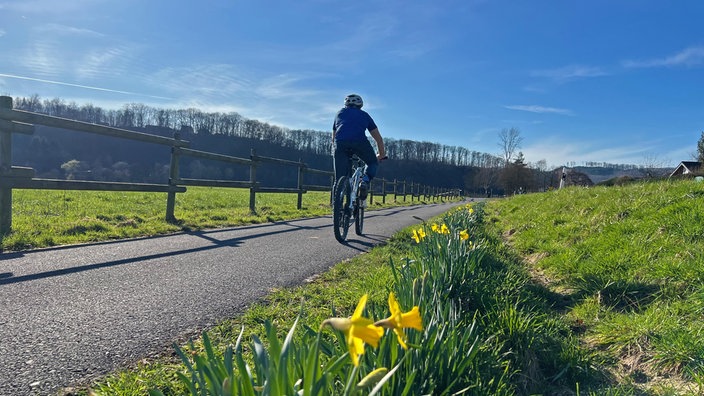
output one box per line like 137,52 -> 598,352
2,187 -> 427,252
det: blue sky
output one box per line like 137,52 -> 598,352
1,0 -> 702,168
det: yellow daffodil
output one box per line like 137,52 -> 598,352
321,294 -> 383,366
412,227 -> 426,243
431,223 -> 439,232
459,229 -> 469,240
440,224 -> 450,234
374,292 -> 423,349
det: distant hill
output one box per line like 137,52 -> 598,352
571,166 -> 674,184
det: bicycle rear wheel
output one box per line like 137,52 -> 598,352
354,200 -> 364,235
333,176 -> 351,242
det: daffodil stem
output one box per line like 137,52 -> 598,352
342,364 -> 360,396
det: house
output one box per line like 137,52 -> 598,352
669,161 -> 702,178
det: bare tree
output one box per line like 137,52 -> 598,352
498,127 -> 523,166
640,153 -> 670,178
640,153 -> 669,170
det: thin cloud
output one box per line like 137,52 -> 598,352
0,0 -> 107,14
0,73 -> 172,100
21,41 -> 60,77
505,105 -> 574,116
37,23 -> 104,37
623,46 -> 704,68
76,46 -> 132,80
145,64 -> 337,131
531,65 -> 608,82
149,64 -> 253,99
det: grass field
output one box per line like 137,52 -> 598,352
2,187 -> 427,252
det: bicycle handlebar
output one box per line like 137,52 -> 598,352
350,154 -> 388,164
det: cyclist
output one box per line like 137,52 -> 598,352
332,93 -> 386,200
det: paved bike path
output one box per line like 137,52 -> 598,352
0,202 -> 467,395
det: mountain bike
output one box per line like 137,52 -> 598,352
332,154 -> 386,243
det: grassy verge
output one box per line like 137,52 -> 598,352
482,179 -> 704,395
2,187 -> 425,252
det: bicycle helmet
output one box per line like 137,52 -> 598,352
344,94 -> 363,108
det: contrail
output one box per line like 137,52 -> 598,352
0,73 -> 173,100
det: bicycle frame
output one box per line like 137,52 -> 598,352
346,156 -> 366,209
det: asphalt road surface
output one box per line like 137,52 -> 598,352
0,201 -> 467,395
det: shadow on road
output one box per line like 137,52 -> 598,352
0,217 -> 336,286
340,233 -> 387,250
0,204 -> 440,286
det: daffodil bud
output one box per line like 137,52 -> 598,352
321,317 -> 351,331
357,367 -> 389,389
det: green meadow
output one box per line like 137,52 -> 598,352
2,188 -> 419,252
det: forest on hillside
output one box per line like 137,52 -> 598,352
7,95 -> 667,195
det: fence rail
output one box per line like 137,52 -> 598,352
0,96 -> 460,235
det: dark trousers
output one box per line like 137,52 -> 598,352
333,140 -> 379,181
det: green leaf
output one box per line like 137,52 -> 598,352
368,351 -> 409,396
278,314 -> 300,393
251,334 -> 270,378
302,331 -> 321,396
233,326 -> 256,396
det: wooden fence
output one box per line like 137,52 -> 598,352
0,96 -> 460,235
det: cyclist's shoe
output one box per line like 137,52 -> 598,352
358,180 -> 369,201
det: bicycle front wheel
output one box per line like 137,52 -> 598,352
333,176 -> 351,243
354,200 -> 364,236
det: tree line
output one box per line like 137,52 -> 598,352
13,95 -> 502,169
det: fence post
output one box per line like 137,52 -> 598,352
165,130 -> 181,223
393,179 -> 398,202
0,96 -> 13,236
296,159 -> 304,210
249,149 -> 257,213
329,175 -> 335,206
369,179 -> 374,205
382,178 -> 387,204
402,180 -> 407,202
